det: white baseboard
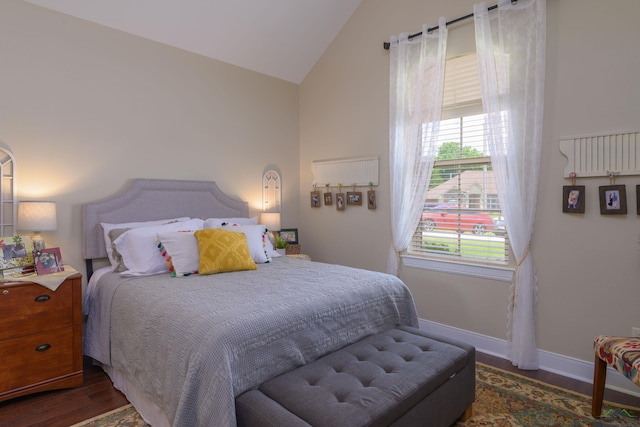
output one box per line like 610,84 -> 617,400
419,318 -> 640,398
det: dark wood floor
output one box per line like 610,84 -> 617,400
0,357 -> 129,427
1,353 -> 639,427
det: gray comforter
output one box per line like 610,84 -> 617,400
84,257 -> 418,427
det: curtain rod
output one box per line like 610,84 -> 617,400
383,3 -> 505,50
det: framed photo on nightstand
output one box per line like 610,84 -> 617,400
279,229 -> 298,245
35,247 -> 65,275
0,235 -> 34,274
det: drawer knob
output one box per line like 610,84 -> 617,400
35,344 -> 52,352
35,295 -> 51,302
2,290 -> 7,295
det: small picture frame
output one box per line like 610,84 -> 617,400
336,193 -> 345,211
35,247 -> 64,275
562,185 -> 585,213
310,191 -> 321,208
347,191 -> 362,206
599,185 -> 627,215
637,185 -> 640,215
279,229 -> 298,245
367,190 -> 377,210
324,192 -> 333,206
0,235 -> 34,272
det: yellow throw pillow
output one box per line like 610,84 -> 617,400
194,228 -> 257,275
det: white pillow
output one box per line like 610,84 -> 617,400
203,216 -> 258,228
102,217 -> 190,265
113,218 -> 204,275
220,224 -> 270,264
157,231 -> 199,277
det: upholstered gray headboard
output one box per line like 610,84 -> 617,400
81,179 -> 249,275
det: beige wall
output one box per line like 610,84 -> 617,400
1,0 -> 300,277
300,0 -> 640,364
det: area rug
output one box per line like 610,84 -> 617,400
457,363 -> 640,427
72,363 -> 640,427
69,404 -> 149,427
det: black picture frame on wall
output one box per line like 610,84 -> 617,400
599,185 -> 627,215
562,185 -> 585,213
637,185 -> 640,215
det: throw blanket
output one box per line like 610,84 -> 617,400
85,257 -> 418,427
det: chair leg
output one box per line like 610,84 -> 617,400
592,355 -> 607,417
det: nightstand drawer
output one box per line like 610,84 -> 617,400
0,327 -> 75,393
0,281 -> 73,340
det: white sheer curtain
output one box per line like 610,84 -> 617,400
474,0 -> 546,369
388,19 -> 447,276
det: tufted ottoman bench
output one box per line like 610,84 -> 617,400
236,326 -> 475,427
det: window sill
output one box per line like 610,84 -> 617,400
402,255 -> 514,282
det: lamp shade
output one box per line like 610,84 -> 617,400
260,212 -> 281,232
17,201 -> 57,232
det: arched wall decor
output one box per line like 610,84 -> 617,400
262,170 -> 281,213
0,148 -> 17,236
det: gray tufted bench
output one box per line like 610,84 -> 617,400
236,326 -> 475,427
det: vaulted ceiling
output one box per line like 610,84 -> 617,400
23,0 -> 362,84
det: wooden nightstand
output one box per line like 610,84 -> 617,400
0,273 -> 83,402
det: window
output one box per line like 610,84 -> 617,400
408,54 -> 509,266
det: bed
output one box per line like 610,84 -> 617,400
82,179 -> 419,427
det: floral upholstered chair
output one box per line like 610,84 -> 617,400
592,336 -> 640,417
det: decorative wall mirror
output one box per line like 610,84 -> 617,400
262,170 -> 281,213
0,148 -> 16,236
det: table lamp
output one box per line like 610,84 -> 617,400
17,201 -> 57,252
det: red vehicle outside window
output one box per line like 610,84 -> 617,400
421,204 -> 495,235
